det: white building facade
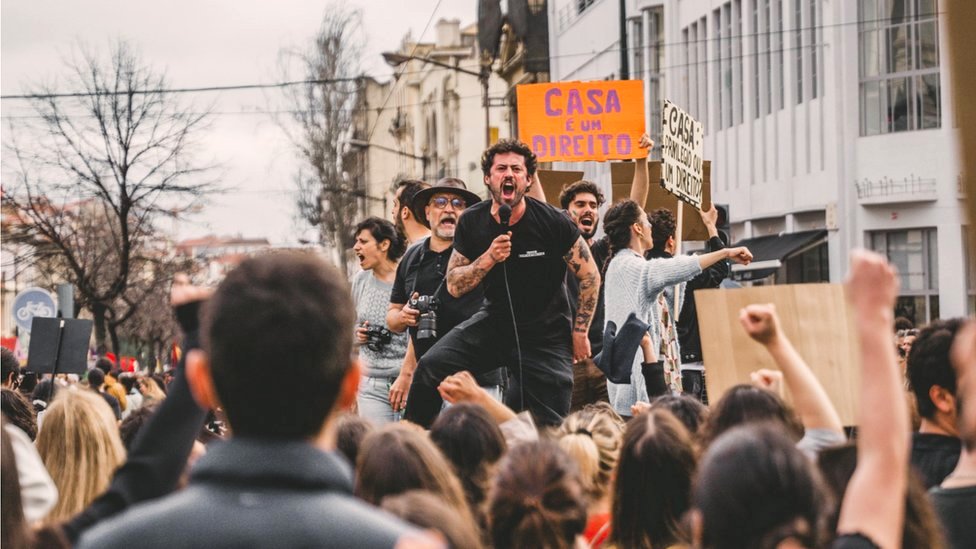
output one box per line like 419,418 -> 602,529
548,0 -> 972,324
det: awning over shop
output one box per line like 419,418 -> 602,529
730,229 -> 828,281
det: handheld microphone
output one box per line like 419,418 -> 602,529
495,202 -> 523,410
498,204 -> 512,228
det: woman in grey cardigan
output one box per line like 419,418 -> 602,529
601,200 -> 752,418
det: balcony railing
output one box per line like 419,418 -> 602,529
855,175 -> 938,205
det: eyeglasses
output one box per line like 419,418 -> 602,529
430,196 -> 465,210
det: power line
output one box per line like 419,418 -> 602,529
1,40 -> 839,123
0,10 -> 940,103
0,77 -> 363,101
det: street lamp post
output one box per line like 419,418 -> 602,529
381,52 -> 492,149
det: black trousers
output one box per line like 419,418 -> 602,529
403,310 -> 573,428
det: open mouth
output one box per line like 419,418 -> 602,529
501,180 -> 516,200
579,216 -> 595,228
439,217 -> 456,228
356,253 -> 365,263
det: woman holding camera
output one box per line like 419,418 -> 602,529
351,217 -> 409,423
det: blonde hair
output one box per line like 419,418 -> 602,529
35,389 -> 125,522
556,404 -> 625,503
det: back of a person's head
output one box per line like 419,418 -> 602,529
608,409 -> 695,549
555,405 -> 623,505
86,367 -> 105,390
35,389 -> 126,523
118,374 -> 137,394
336,413 -> 374,468
488,440 -> 587,549
381,490 -> 484,549
906,318 -> 964,420
1,388 -> 38,441
356,423 -> 471,518
17,372 -> 38,397
817,443 -> 947,549
202,252 -> 354,439
694,423 -> 830,549
650,394 -> 709,439
94,357 -> 114,375
119,404 -> 157,451
31,379 -> 57,412
1,348 -> 19,385
430,403 -> 506,515
701,384 -> 803,448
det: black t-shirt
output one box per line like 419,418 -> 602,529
454,197 -> 580,334
566,235 -> 608,355
390,238 -> 504,386
929,484 -> 976,549
911,432 -> 961,489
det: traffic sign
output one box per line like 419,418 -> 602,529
13,287 -> 57,333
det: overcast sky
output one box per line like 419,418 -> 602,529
1,0 -> 477,244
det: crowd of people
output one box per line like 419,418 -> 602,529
2,137 -> 975,549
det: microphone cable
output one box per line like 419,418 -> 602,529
497,204 -> 525,412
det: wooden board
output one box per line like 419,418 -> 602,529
695,283 -> 862,426
610,160 -> 713,241
537,169 -> 585,208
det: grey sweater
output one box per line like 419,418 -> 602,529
603,249 -> 701,416
351,270 -> 408,378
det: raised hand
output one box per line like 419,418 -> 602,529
739,304 -> 782,346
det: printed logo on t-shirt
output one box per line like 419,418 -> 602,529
518,250 -> 546,259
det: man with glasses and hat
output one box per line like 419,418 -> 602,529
386,178 -> 505,414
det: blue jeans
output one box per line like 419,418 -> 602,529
357,375 -> 400,424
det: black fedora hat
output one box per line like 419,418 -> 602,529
410,177 -> 483,228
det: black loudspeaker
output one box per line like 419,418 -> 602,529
715,203 -> 731,245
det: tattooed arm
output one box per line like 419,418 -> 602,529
446,231 -> 512,297
564,236 -> 601,361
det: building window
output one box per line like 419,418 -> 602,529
715,8 -> 724,130
687,24 -> 698,121
810,0 -> 820,99
858,0 -> 941,136
577,0 -> 596,15
734,0 -> 743,126
723,4 -> 733,128
776,0 -> 785,109
794,0 -> 804,105
764,0 -> 773,115
869,228 -> 939,325
783,241 -> 830,283
632,17 -> 644,82
645,8 -> 664,159
699,17 -> 709,129
753,0 -> 760,120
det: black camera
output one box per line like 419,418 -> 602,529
362,323 -> 393,352
409,295 -> 438,340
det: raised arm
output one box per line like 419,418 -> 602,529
630,134 -> 654,207
527,171 -> 546,202
697,246 -> 752,270
836,250 -> 908,549
563,236 -> 601,362
739,304 -> 843,433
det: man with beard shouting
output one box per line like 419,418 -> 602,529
551,134 -> 654,410
385,178 -> 505,414
403,139 -> 601,427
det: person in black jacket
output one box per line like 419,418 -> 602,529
645,205 -> 729,403
78,253 -> 419,549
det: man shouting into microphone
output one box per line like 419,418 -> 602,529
403,139 -> 600,427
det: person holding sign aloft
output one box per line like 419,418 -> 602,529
601,199 -> 752,418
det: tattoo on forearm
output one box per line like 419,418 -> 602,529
447,250 -> 489,296
574,272 -> 599,333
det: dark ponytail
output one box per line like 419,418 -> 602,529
600,200 -> 644,277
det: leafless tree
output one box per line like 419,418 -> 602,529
275,4 -> 366,269
2,40 -> 214,351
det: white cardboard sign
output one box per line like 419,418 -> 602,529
660,99 -> 704,209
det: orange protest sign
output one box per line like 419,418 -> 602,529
517,80 -> 645,163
